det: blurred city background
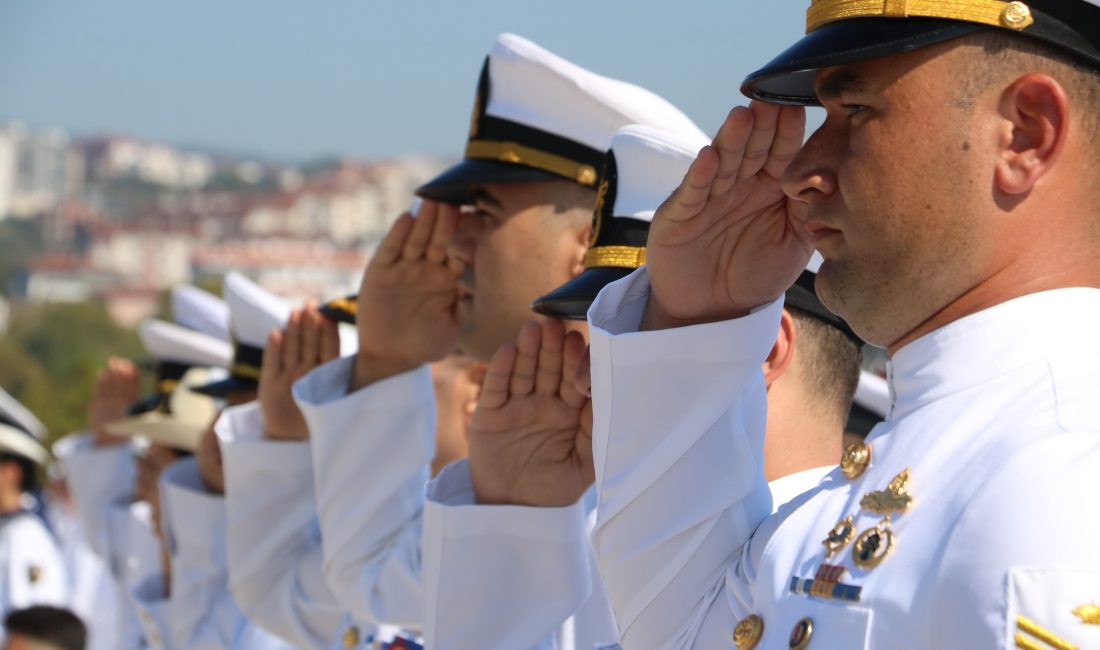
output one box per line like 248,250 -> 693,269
0,1 -> 816,440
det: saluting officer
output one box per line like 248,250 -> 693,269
451,1 -> 1100,648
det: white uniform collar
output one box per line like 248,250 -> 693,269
886,288 -> 1100,421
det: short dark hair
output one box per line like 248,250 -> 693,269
0,453 -> 38,494
957,30 -> 1100,140
5,606 -> 86,650
789,308 -> 862,423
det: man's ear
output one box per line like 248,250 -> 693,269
763,309 -> 797,388
568,218 -> 591,278
993,73 -> 1069,196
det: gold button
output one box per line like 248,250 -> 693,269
576,165 -> 597,185
840,442 -> 872,479
343,625 -> 360,649
1000,1 -> 1033,29
789,617 -> 813,650
733,614 -> 764,649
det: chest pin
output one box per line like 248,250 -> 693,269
821,515 -> 856,558
860,467 -> 914,514
852,515 -> 896,569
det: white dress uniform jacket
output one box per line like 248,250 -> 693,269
0,510 -> 67,636
420,456 -> 829,649
216,402 -> 381,650
130,456 -> 296,650
56,433 -> 160,650
293,356 -> 619,649
47,498 -> 123,650
575,269 -> 1100,649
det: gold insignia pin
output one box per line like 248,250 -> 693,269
841,441 -> 872,479
822,515 -> 856,558
342,625 -> 360,649
28,566 -> 41,584
1074,604 -> 1100,625
859,467 -> 914,514
852,515 -> 896,570
733,614 -> 764,650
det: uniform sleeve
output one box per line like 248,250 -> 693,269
294,356 -> 433,629
420,460 -> 590,650
157,457 -> 245,650
928,434 -> 1100,649
53,433 -> 136,559
587,268 -> 777,649
217,402 -> 344,650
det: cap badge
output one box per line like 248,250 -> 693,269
822,515 -> 856,558
852,515 -> 896,569
860,467 -> 914,514
589,179 -> 610,247
1074,604 -> 1100,625
840,441 -> 872,479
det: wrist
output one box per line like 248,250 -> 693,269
350,351 -> 419,392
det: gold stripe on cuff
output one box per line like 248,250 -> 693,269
1016,616 -> 1079,650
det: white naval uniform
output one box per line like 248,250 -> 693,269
0,510 -> 67,641
130,456 -> 296,650
47,498 -> 123,650
56,433 -> 161,650
292,356 -> 615,650
216,402 -> 383,650
419,457 -> 829,649
576,269 -> 1100,649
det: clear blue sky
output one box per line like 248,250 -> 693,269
1,1 -> 816,162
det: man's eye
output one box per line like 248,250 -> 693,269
842,104 -> 867,115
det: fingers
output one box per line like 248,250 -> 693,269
262,329 -> 283,385
373,212 -> 415,266
479,343 -> 517,411
282,309 -> 302,371
572,342 -> 592,400
763,105 -> 806,180
319,316 -> 341,364
509,321 -> 542,397
561,332 -> 588,409
738,101 -> 782,181
426,202 -> 458,265
658,145 -> 719,225
708,106 -> 754,198
534,319 -> 564,395
402,199 -> 438,260
300,303 -> 320,366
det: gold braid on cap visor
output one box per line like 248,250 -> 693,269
465,141 -> 599,186
806,0 -> 1035,32
584,246 -> 646,269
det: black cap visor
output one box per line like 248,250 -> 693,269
416,158 -> 562,205
320,295 -> 358,325
742,18 -> 982,105
189,376 -> 258,399
531,267 -> 634,321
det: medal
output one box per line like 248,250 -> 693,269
821,515 -> 856,558
852,515 -> 896,569
859,468 -> 914,514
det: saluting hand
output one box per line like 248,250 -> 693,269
469,319 -> 594,508
260,305 -> 341,441
644,101 -> 812,330
87,356 -> 141,446
352,200 -> 461,390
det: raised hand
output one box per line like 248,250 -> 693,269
352,200 -> 461,390
468,319 -> 593,508
644,101 -> 812,330
87,356 -> 141,445
260,305 -> 341,441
